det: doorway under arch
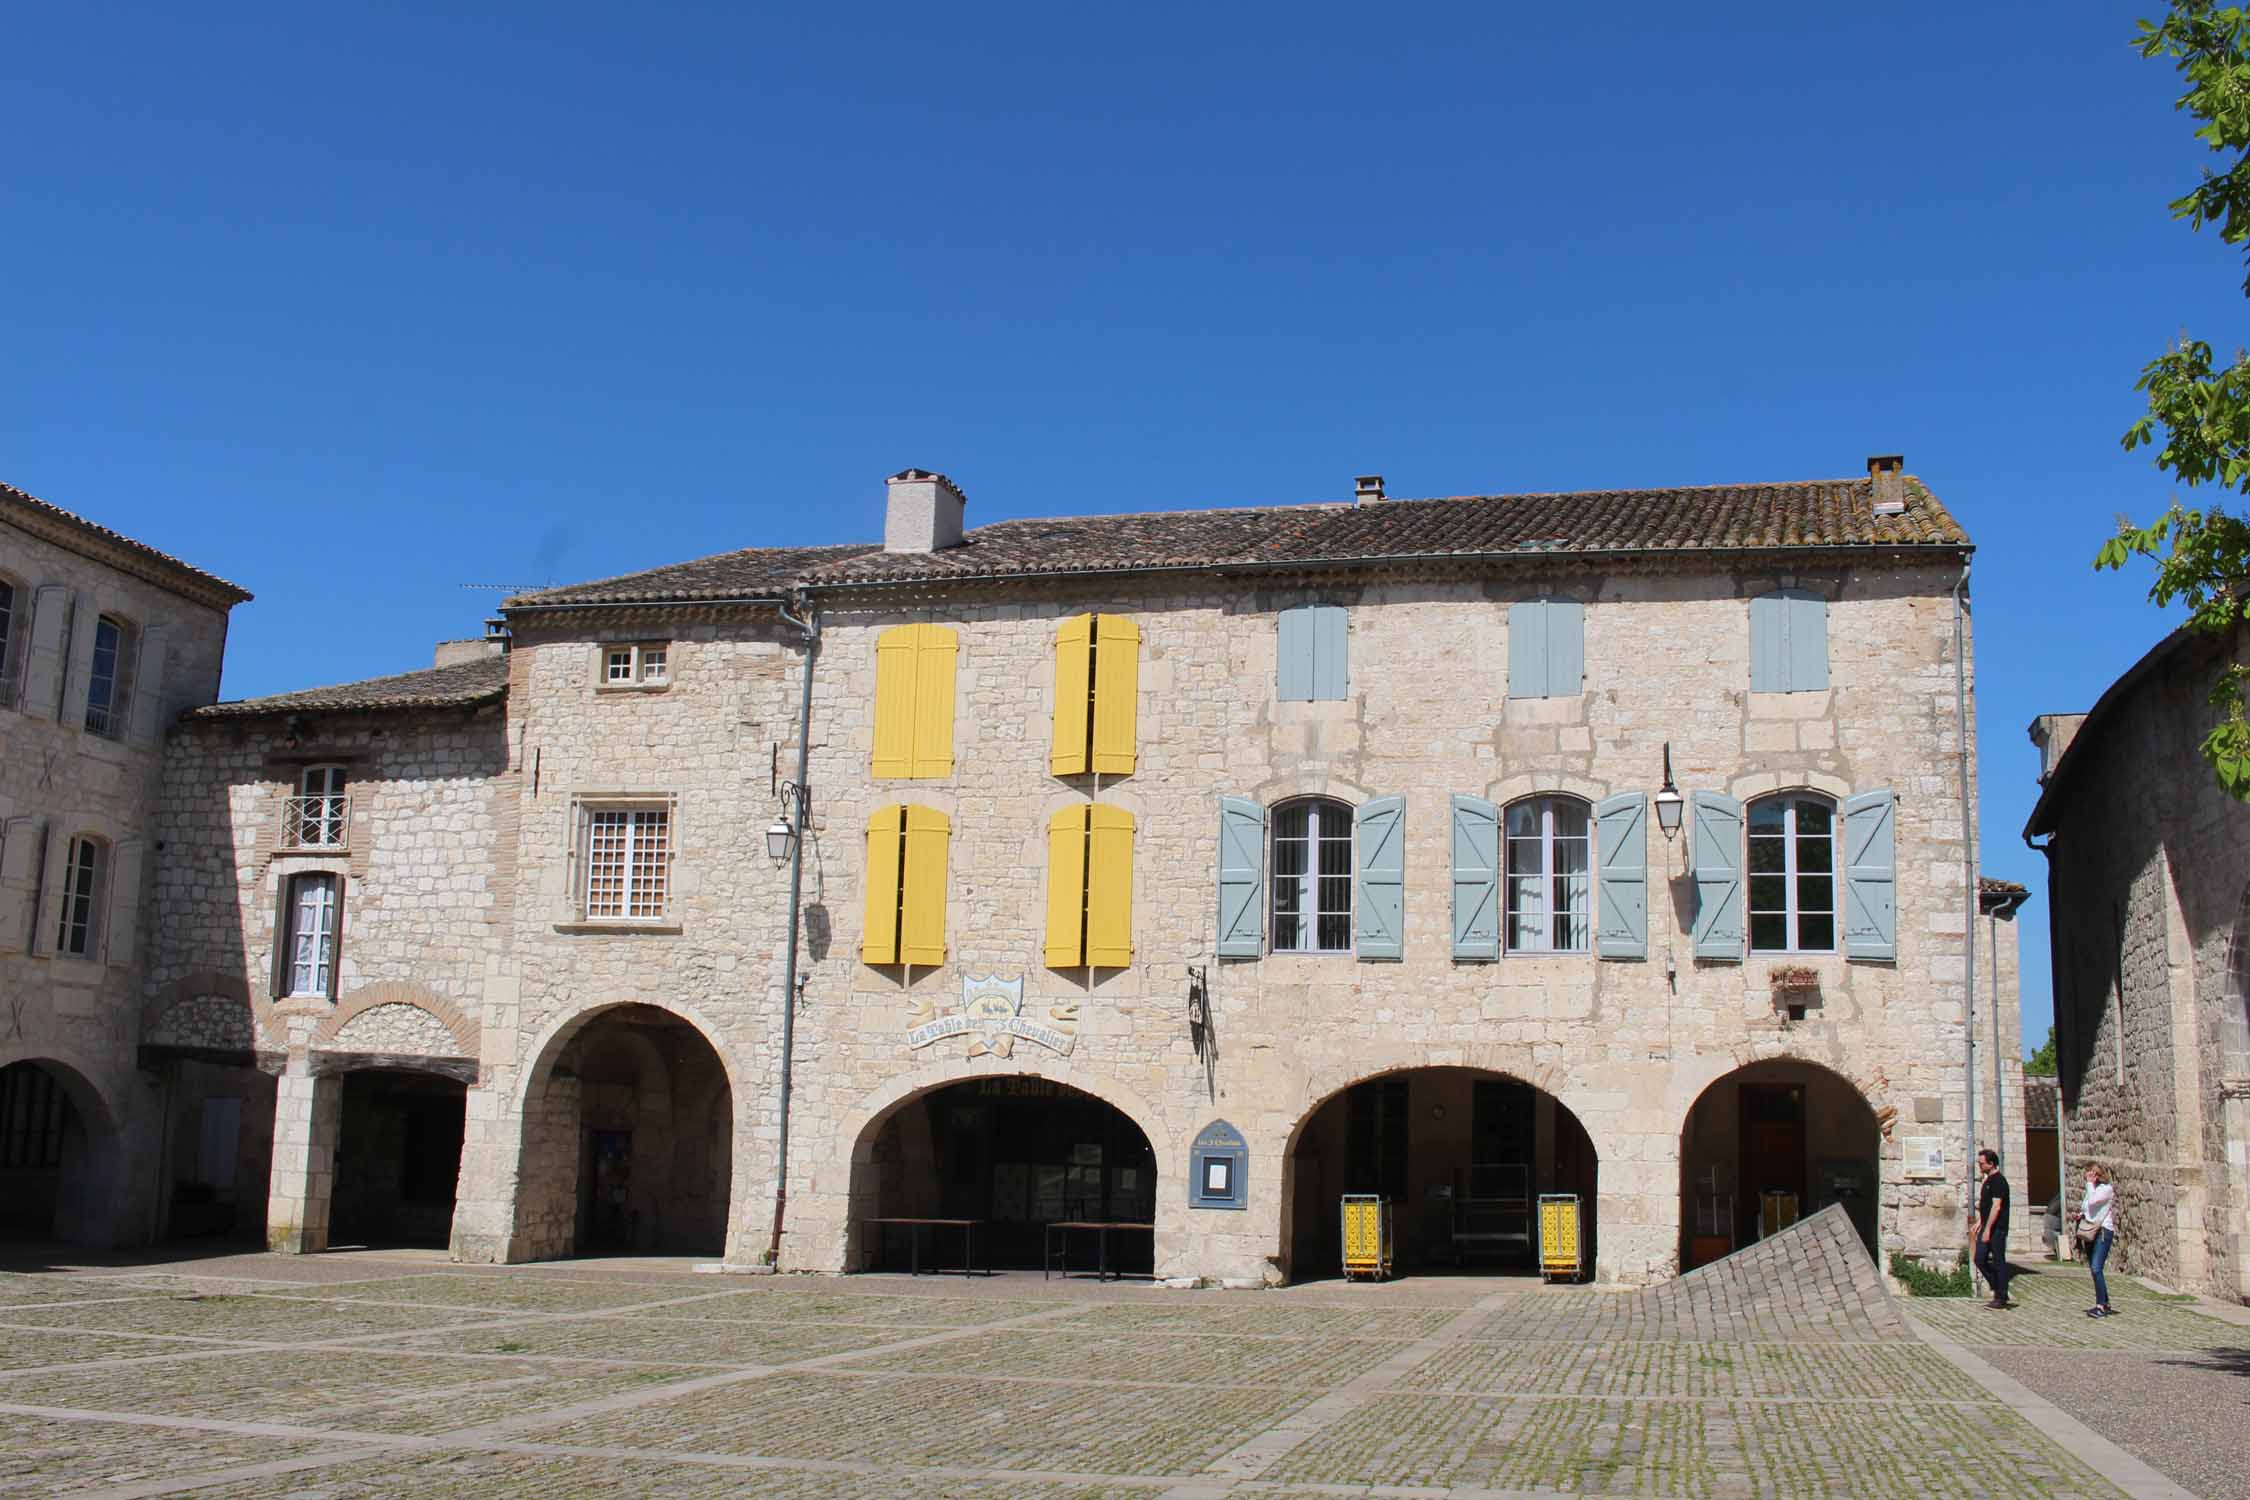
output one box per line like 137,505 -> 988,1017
0,1058 -> 124,1245
329,1069 -> 467,1249
517,1004 -> 734,1258
851,1077 -> 1157,1273
1679,1058 -> 1880,1270
1282,1067 -> 1598,1280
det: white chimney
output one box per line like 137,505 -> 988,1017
1355,475 -> 1385,503
884,469 -> 967,553
1867,454 -> 1906,515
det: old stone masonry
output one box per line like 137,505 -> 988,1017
1,459 -> 2029,1284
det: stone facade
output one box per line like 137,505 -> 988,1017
0,486 -> 245,1244
2030,626 -> 2250,1303
139,466 -> 2014,1284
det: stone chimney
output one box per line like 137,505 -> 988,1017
434,637 -> 506,668
2028,713 -> 2088,783
884,469 -> 967,553
1867,454 -> 1906,515
1355,475 -> 1385,504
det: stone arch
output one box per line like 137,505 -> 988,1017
1250,770 -> 1374,806
315,983 -> 478,1059
1678,1052 -> 1887,1268
0,1048 -> 133,1246
513,995 -> 743,1114
145,972 -> 280,1053
1726,771 -> 1854,804
1279,1057 -> 1604,1281
1483,771 -> 1612,807
1677,1045 -> 1898,1142
842,1065 -> 1167,1274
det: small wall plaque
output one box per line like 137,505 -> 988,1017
1188,1119 -> 1247,1210
1902,1136 -> 1946,1181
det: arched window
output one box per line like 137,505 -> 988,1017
1748,793 -> 1837,954
55,836 -> 108,957
84,613 -> 134,739
1272,797 -> 1353,953
1505,795 -> 1592,953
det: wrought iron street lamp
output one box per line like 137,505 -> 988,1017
1654,743 -> 1684,840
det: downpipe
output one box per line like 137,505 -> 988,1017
1954,563 -> 1980,1275
768,594 -> 819,1266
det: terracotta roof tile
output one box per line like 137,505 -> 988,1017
1,481 -> 253,605
187,655 -> 508,720
504,475 -> 1968,609
2023,1078 -> 2059,1129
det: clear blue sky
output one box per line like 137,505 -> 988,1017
3,2 -> 2233,1057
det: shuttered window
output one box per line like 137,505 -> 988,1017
1277,605 -> 1348,701
285,873 -> 339,997
1842,789 -> 1898,961
1504,797 -> 1591,953
1272,798 -> 1353,953
1451,796 -> 1501,960
1747,794 -> 1836,953
861,804 -> 950,965
1216,797 -> 1266,958
1507,598 -> 1585,699
0,576 -> 18,706
583,806 -> 671,921
55,837 -> 105,958
1690,791 -> 1745,961
1051,615 -> 1139,775
1749,589 -> 1829,693
872,624 -> 958,778
1044,804 -> 1133,969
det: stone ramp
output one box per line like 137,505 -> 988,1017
1630,1202 -> 1908,1340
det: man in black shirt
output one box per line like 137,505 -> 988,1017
1974,1148 -> 2012,1309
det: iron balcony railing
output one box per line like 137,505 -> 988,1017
84,688 -> 131,740
280,794 -> 351,851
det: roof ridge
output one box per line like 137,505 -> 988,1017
0,480 -> 253,605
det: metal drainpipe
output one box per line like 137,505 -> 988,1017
1990,907 -> 2006,1182
767,594 -> 819,1266
1954,564 -> 1979,1247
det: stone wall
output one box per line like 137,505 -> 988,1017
2041,629 -> 2250,1302
0,511 -> 233,1245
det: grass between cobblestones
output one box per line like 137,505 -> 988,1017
1,1245 -> 2238,1498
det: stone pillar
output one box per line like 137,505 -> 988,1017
265,1064 -> 340,1254
448,1075 -> 517,1263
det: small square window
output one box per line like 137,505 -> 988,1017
639,647 -> 667,683
599,643 -> 671,688
605,648 -> 636,683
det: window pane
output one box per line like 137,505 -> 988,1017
1794,799 -> 1832,836
1748,874 -> 1787,914
1797,873 -> 1834,916
1553,871 -> 1590,952
1748,799 -> 1788,834
1798,913 -> 1836,951
1316,911 -> 1352,952
1750,912 -> 1788,952
1505,802 -> 1539,838
586,811 -> 627,918
1274,910 -> 1302,951
1274,804 -> 1310,841
1747,835 -> 1786,875
1550,800 -> 1589,841
1796,835 -> 1833,874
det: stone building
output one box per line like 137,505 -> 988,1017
2029,625 -> 2250,1303
0,482 -> 249,1245
138,459 -> 2011,1282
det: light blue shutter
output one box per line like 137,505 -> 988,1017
1217,796 -> 1266,957
1312,605 -> 1348,700
1546,599 -> 1584,698
1750,592 -> 1789,692
1276,607 -> 1315,702
1789,591 -> 1830,691
1354,795 -> 1404,961
1507,601 -> 1548,699
1594,792 -> 1646,960
1690,791 -> 1744,961
1843,788 -> 1897,960
1451,795 -> 1500,960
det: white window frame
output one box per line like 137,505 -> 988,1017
291,765 -> 349,850
85,614 -> 133,739
1270,797 -> 1353,955
284,872 -> 339,997
1504,795 -> 1592,955
600,642 -> 670,689
1747,793 -> 1839,955
576,799 -> 674,921
56,837 -> 106,958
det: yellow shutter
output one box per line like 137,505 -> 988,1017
900,805 -> 949,965
1085,804 -> 1134,968
872,626 -> 917,778
1091,614 -> 1139,774
910,625 -> 957,777
1050,615 -> 1093,775
860,805 -> 903,963
1044,806 -> 1088,967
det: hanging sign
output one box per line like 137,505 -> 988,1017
906,974 -> 1079,1059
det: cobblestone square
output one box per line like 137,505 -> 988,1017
2,1228 -> 2244,1499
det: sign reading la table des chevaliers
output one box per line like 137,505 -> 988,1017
906,975 -> 1079,1059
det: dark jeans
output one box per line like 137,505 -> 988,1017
1976,1232 -> 2011,1301
2089,1227 -> 2113,1307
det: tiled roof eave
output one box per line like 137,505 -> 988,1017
0,490 -> 253,608
183,686 -> 506,722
